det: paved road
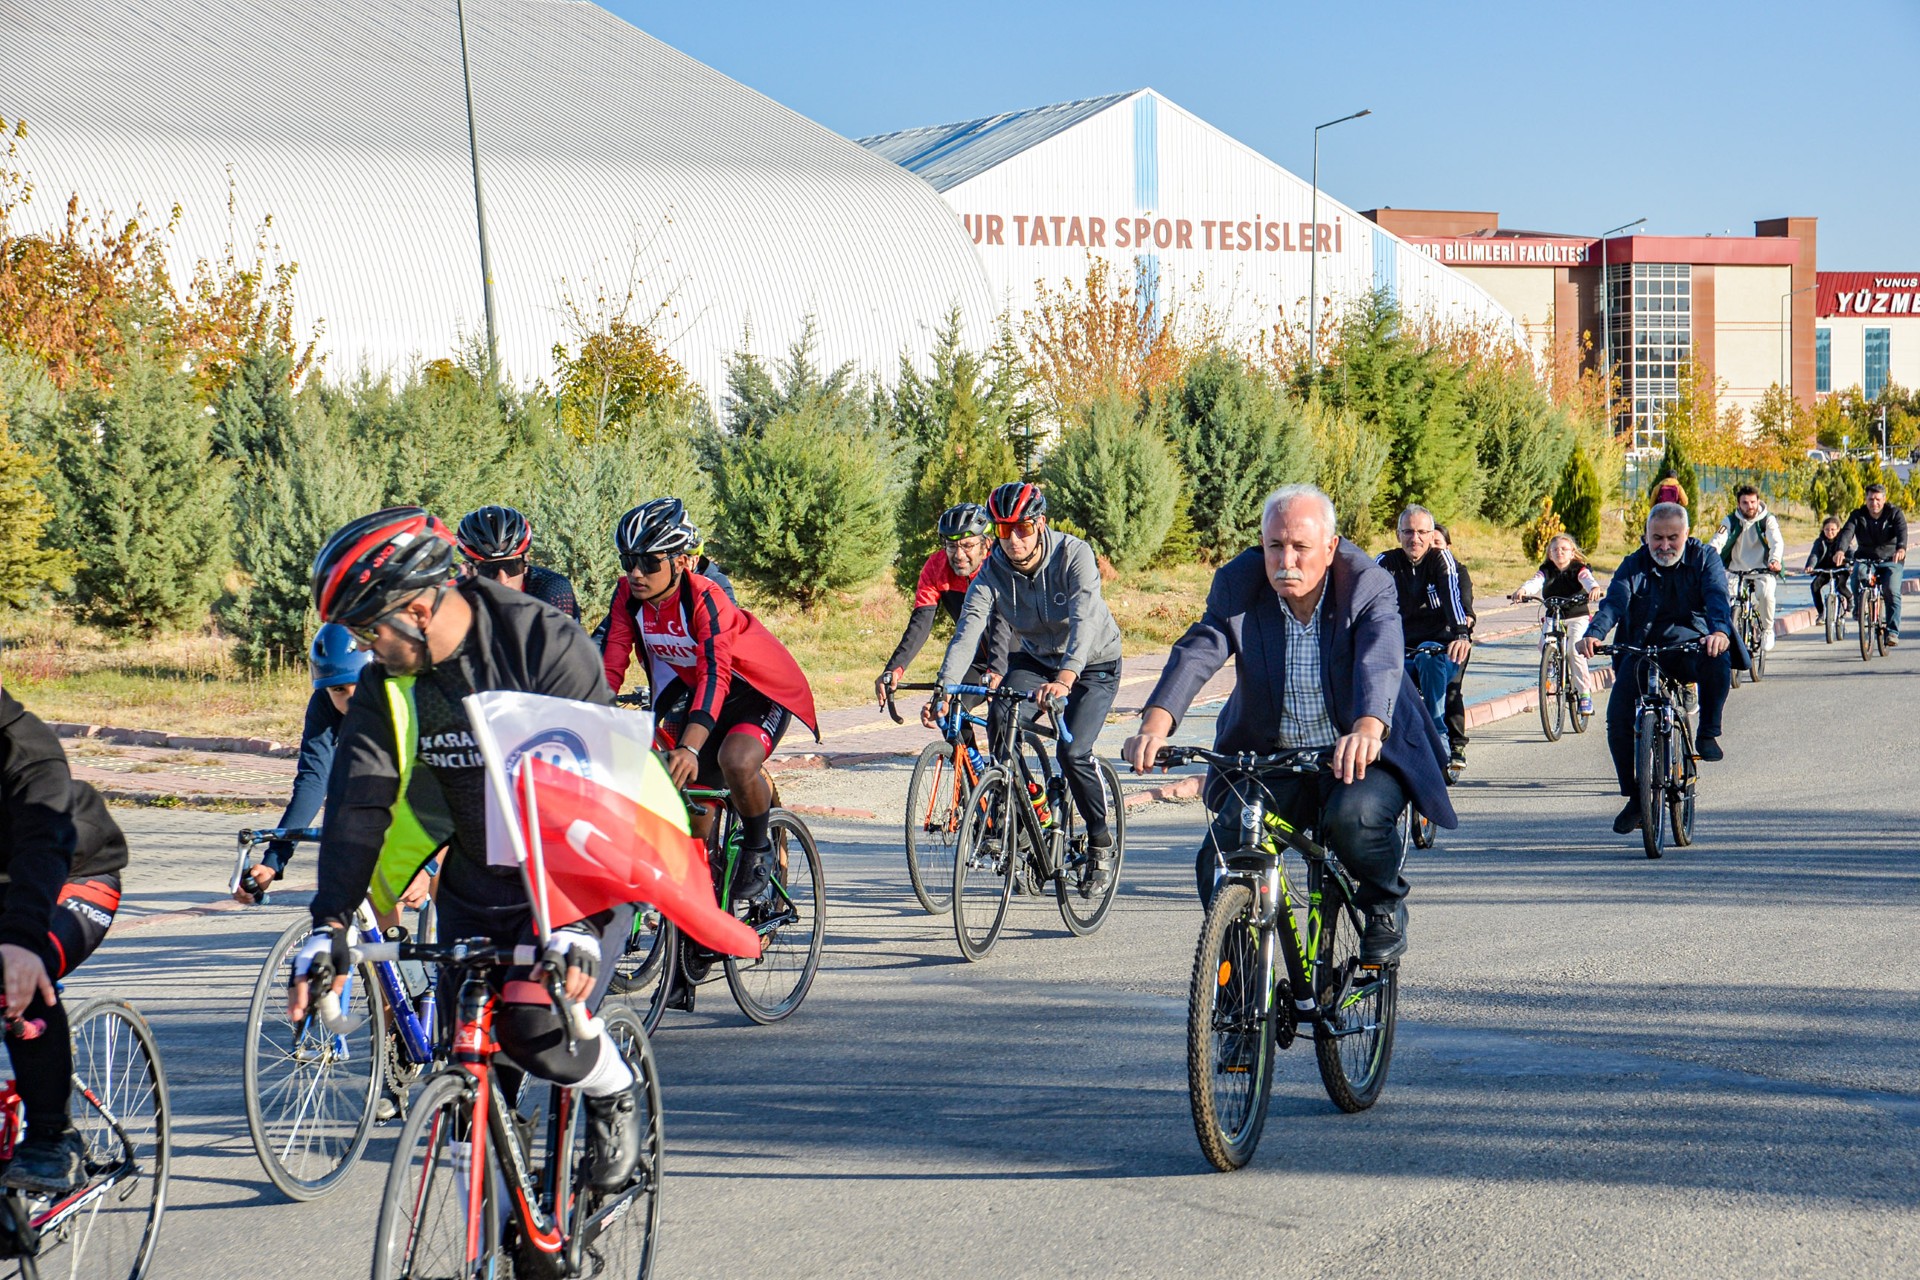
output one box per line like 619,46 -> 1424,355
42,621 -> 1920,1278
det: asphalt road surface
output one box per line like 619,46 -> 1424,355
41,623 -> 1920,1278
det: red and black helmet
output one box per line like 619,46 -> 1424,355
986,482 -> 1047,524
311,507 -> 461,627
455,505 -> 533,562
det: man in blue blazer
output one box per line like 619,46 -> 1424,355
1124,485 -> 1456,964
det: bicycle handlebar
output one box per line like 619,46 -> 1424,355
881,679 -> 1071,743
1149,744 -> 1331,774
312,937 -> 598,1044
1595,641 -> 1704,658
231,826 -> 323,899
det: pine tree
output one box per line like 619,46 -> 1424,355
1164,348 -> 1310,559
1038,390 -> 1182,571
1552,446 -> 1603,553
1654,432 -> 1698,510
212,345 -> 295,470
895,375 -> 1017,589
0,414 -> 73,610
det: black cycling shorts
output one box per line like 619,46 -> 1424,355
653,680 -> 791,789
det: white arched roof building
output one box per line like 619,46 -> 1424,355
0,0 -> 999,400
862,90 -> 1524,349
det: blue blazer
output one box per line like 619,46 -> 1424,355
1144,541 -> 1458,828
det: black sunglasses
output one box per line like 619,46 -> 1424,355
619,551 -> 668,574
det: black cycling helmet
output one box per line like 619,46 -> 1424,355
311,506 -> 460,629
615,498 -> 698,559
986,482 -> 1047,525
456,505 -> 533,563
937,503 -> 992,541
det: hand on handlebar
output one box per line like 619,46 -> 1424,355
920,697 -> 946,730
1702,631 -> 1730,657
1331,721 -> 1384,784
542,926 -> 601,1004
0,943 -> 56,1018
1576,636 -> 1601,659
1035,679 -> 1072,709
285,925 -> 350,1023
664,746 -> 699,790
1446,637 -> 1472,666
233,862 -> 276,904
873,669 -> 899,711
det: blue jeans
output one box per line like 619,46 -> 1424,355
1852,562 -> 1903,635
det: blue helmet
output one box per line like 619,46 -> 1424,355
310,623 -> 371,690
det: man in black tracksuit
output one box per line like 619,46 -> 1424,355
1375,505 -> 1475,769
0,689 -> 130,1194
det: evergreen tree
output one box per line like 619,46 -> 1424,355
1654,432 -> 1698,510
1038,390 -> 1181,571
0,414 -> 73,610
212,345 -> 295,470
52,349 -> 233,631
1552,446 -> 1603,553
1467,365 -> 1575,526
895,376 -> 1018,589
1164,347 -> 1310,559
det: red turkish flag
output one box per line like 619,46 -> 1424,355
517,755 -> 760,958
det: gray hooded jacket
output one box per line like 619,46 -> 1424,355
936,528 -> 1123,684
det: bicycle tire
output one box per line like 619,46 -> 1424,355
1668,721 -> 1696,848
243,916 -> 385,1202
952,766 -> 1017,961
1568,656 -> 1593,734
725,810 -> 826,1024
1186,882 -> 1275,1171
1825,596 -> 1841,643
608,910 -> 679,1036
44,997 -> 172,1280
1876,613 -> 1889,657
1057,758 -> 1126,936
565,1006 -> 663,1280
1747,614 -> 1766,682
1538,644 -> 1563,741
904,741 -> 961,914
371,1070 -> 502,1280
1861,592 -> 1877,661
1312,892 -> 1399,1114
1412,811 -> 1436,849
1636,712 -> 1665,859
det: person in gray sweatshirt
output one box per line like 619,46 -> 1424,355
928,482 -> 1124,894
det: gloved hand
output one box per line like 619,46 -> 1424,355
543,926 -> 602,1002
286,924 -> 350,1022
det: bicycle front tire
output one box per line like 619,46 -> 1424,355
608,910 -> 679,1036
725,810 -> 826,1024
1057,758 -> 1125,936
1636,712 -> 1666,859
1861,593 -> 1878,660
952,766 -> 1017,961
371,1070 -> 501,1280
905,741 -> 962,914
1187,882 -> 1276,1171
1538,643 -> 1564,741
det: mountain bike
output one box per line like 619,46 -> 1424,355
1809,567 -> 1849,644
635,787 -> 825,1025
0,993 -> 170,1279
1853,560 -> 1893,661
1729,569 -> 1777,684
1598,642 -> 1699,859
236,824 -> 441,1200
311,937 -> 662,1280
1402,642 -> 1455,846
1158,745 -> 1405,1172
946,683 -> 1127,961
1521,595 -> 1593,741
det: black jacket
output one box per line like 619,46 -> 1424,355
0,691 -> 128,954
1838,505 -> 1908,563
1375,547 -> 1474,646
311,576 -> 611,928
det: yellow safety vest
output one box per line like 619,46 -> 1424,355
368,676 -> 448,914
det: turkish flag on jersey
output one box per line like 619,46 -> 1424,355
517,755 -> 760,957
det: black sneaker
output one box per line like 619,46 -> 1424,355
1612,801 -> 1643,834
662,973 -> 696,1013
1358,904 -> 1408,965
1697,735 -> 1724,763
1448,746 -> 1467,771
732,842 -> 774,902
584,1079 -> 646,1192
1079,840 -> 1115,900
3,1124 -> 85,1195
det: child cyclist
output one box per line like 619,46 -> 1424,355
1509,533 -> 1605,716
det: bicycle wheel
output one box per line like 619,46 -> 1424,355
564,1006 -> 663,1280
904,741 -> 961,914
1568,659 -> 1593,734
1636,712 -> 1666,859
243,916 -> 385,1201
1057,758 -> 1126,936
1825,595 -> 1841,643
372,1070 -> 502,1280
607,908 -> 679,1035
1861,593 -> 1877,660
1537,643 -> 1563,741
1186,882 -> 1275,1171
725,810 -> 826,1024
1748,614 -> 1767,682
1667,722 -> 1696,848
1412,809 -> 1436,849
1876,609 -> 1889,657
1312,893 -> 1399,1113
952,765 -> 1017,961
35,997 -> 172,1280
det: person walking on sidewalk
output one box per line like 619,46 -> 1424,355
927,482 -> 1123,897
1375,505 -> 1474,773
1706,485 -> 1784,653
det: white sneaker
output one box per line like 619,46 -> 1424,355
1763,633 -> 1775,652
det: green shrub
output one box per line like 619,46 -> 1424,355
1806,459 -> 1863,517
1305,397 -> 1389,541
341,359 -> 539,518
1163,348 -> 1310,559
1468,367 -> 1574,526
1521,497 -> 1565,563
1037,390 -> 1181,571
711,404 -> 899,610
1149,499 -> 1203,567
0,414 -> 73,609
1552,446 -> 1603,552
50,350 -> 233,632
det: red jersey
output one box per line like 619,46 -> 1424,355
603,572 -> 819,739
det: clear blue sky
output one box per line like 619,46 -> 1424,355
612,0 -> 1917,269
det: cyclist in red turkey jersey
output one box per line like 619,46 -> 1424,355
601,499 -> 819,902
873,503 -> 1010,708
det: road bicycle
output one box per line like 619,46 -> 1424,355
1852,560 -> 1894,661
1808,567 -> 1849,644
1520,595 -> 1593,741
311,937 -> 662,1279
1598,642 -> 1699,860
623,786 -> 825,1026
945,683 -> 1127,961
234,826 -> 441,1201
1402,642 -> 1455,847
1160,745 -> 1405,1172
0,993 -> 170,1279
1729,569 -> 1778,684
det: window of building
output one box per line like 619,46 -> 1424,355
1607,262 -> 1691,452
1865,328 -> 1891,401
1816,327 -> 1830,394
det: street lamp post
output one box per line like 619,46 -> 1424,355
1307,108 -> 1370,371
1779,283 -> 1819,401
1595,217 -> 1646,438
455,0 -> 501,376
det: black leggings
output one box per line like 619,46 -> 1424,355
2,874 -> 122,1135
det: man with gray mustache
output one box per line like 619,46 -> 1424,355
1578,502 -> 1740,835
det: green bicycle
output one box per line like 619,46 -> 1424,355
1160,745 -> 1406,1172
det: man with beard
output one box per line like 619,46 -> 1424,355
1578,502 -> 1740,835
